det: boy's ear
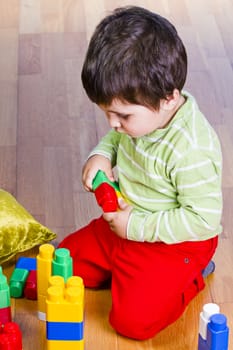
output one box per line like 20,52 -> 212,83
160,89 -> 180,111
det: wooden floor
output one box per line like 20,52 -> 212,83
1,0 -> 233,349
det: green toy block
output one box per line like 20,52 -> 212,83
52,248 -> 73,282
92,170 -> 120,192
10,268 -> 29,298
0,272 -> 11,308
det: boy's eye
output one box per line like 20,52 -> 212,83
118,113 -> 130,119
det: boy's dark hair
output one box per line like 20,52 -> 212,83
81,6 -> 187,110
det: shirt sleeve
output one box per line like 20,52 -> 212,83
88,129 -> 121,167
127,148 -> 223,243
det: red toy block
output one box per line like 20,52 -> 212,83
0,308 -> 11,326
0,322 -> 22,350
94,182 -> 118,212
24,270 -> 37,300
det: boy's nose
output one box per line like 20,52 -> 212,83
109,116 -> 121,129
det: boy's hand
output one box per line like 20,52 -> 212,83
103,198 -> 132,239
82,155 -> 114,191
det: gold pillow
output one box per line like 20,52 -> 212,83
0,189 -> 56,264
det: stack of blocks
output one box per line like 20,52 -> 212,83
9,257 -> 37,300
0,267 -> 22,349
1,244 -> 84,349
46,275 -> 84,350
37,244 -> 84,350
198,303 -> 229,350
0,267 -> 11,325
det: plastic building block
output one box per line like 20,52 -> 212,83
9,268 -> 29,298
66,276 -> 84,289
48,275 -> 65,289
198,303 -> 229,350
24,270 -> 37,300
92,170 -> 120,192
37,244 -> 55,321
0,322 -> 22,350
199,314 -> 229,350
13,257 -> 37,300
46,278 -> 84,350
16,257 -> 36,271
199,303 -> 220,341
92,170 -> 122,212
206,314 -> 229,350
94,183 -> 119,212
0,271 -> 11,324
52,248 -> 73,282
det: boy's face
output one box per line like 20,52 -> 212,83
99,99 -> 173,138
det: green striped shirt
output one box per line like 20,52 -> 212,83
89,92 -> 222,243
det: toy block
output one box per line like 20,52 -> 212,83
0,322 -> 22,350
9,268 -> 29,298
46,279 -> 84,350
37,244 -> 55,321
94,183 -> 119,212
92,170 -> 122,212
11,257 -> 37,300
0,271 -> 11,325
49,275 -> 65,289
0,308 -> 12,327
206,314 -> 229,350
52,248 -> 73,282
46,284 -> 84,323
24,270 -> 37,300
199,303 -> 220,341
16,257 -> 36,271
198,303 -> 229,350
66,276 -> 84,289
46,339 -> 84,350
92,169 -> 120,192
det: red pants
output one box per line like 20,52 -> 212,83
59,216 -> 218,340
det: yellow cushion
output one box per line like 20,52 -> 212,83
0,189 -> 56,264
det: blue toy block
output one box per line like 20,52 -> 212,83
198,334 -> 208,350
198,314 -> 229,350
46,321 -> 84,341
206,314 -> 229,350
16,257 -> 37,271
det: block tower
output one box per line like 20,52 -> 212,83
37,244 -> 55,321
37,244 -> 74,321
0,267 -> 11,324
46,276 -> 84,350
198,303 -> 229,350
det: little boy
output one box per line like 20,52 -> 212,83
59,6 -> 222,340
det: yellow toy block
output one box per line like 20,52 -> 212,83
49,275 -> 65,288
46,280 -> 84,350
46,284 -> 84,323
47,339 -> 84,350
37,244 -> 55,320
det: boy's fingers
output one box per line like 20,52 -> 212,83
102,212 -> 115,222
105,170 -> 115,182
118,198 -> 127,209
82,170 -> 95,191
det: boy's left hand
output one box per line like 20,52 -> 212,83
102,198 -> 132,239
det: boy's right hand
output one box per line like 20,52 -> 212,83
82,155 -> 115,192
